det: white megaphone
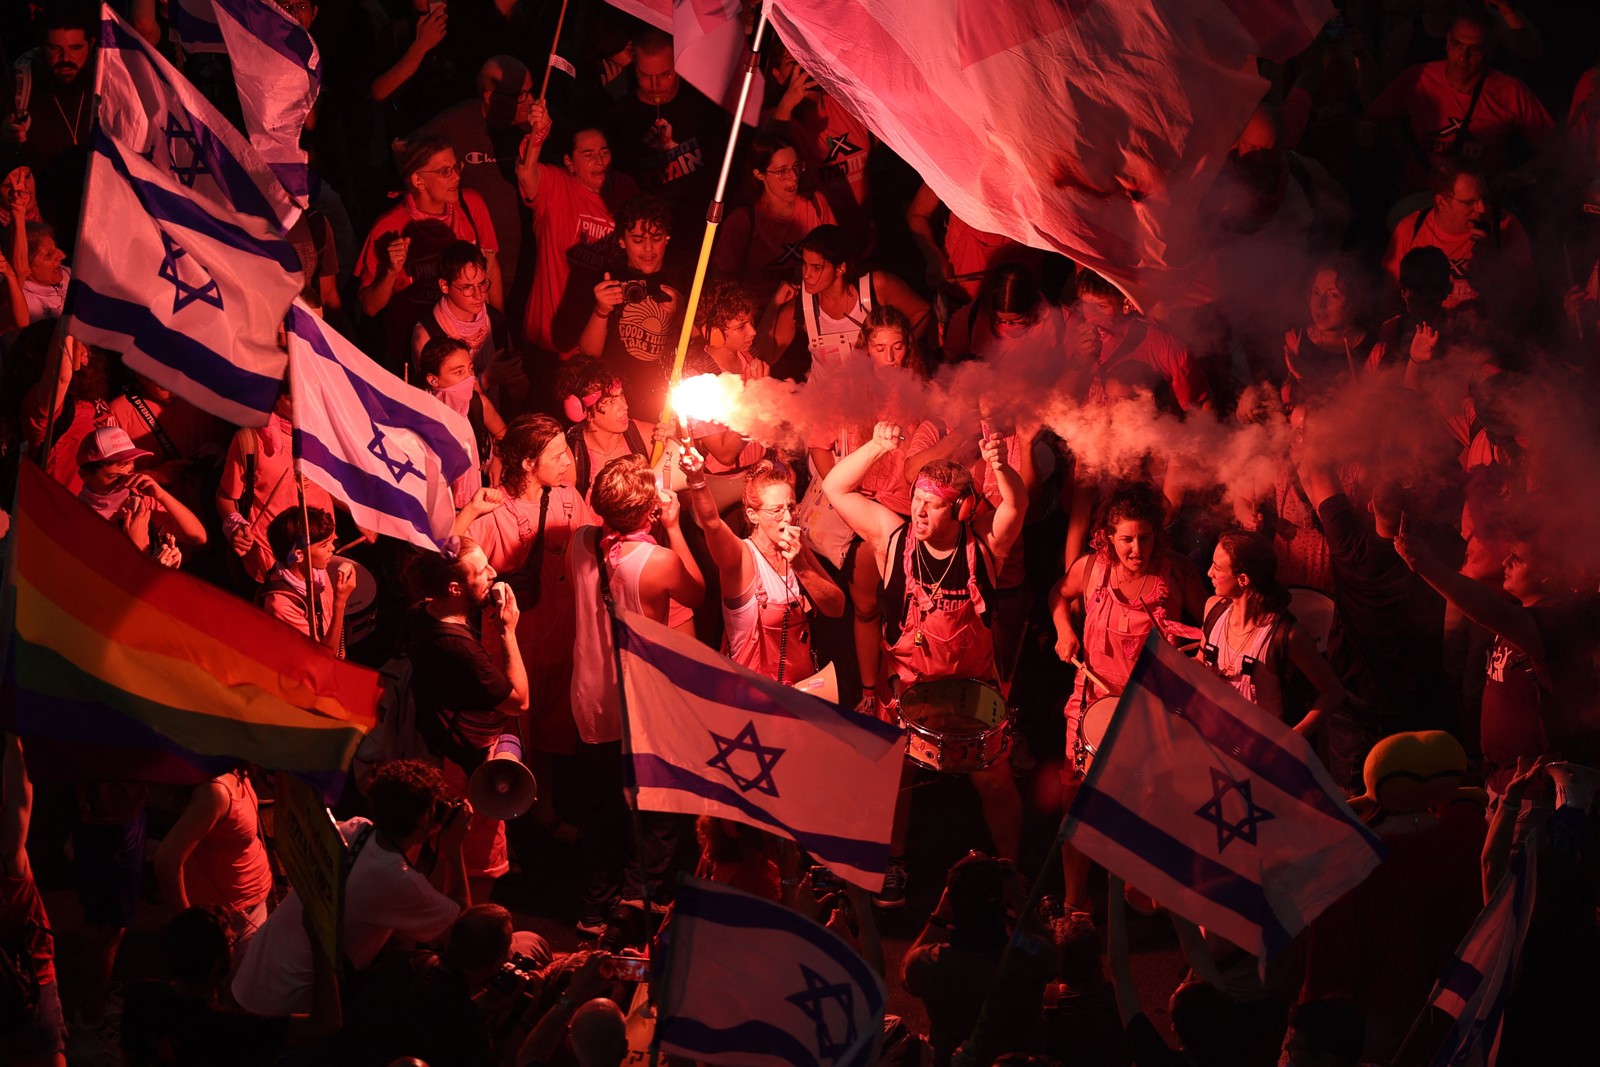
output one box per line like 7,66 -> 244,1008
790,662 -> 838,704
1546,761 -> 1600,814
469,734 -> 538,820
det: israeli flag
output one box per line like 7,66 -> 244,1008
286,302 -> 474,552
211,0 -> 322,201
1424,839 -> 1536,1067
1062,634 -> 1385,960
617,610 -> 904,891
69,130 -> 301,427
656,877 -> 886,1067
97,3 -> 299,230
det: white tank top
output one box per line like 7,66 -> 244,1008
801,273 -> 875,369
724,540 -> 810,674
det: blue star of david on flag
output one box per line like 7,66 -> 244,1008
162,113 -> 212,188
706,721 -> 785,797
1194,767 -> 1275,853
785,963 -> 857,1059
156,231 -> 224,313
368,427 -> 423,484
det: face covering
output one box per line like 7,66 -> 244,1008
434,375 -> 477,416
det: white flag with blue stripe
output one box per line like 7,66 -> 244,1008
1063,634 -> 1385,960
211,0 -> 321,202
69,130 -> 301,427
286,302 -> 473,552
97,3 -> 298,230
617,610 -> 904,891
1423,839 -> 1535,1067
656,877 -> 886,1067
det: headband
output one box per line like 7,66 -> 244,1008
913,476 -> 963,504
562,378 -> 623,423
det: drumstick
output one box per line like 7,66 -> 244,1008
1069,657 -> 1113,695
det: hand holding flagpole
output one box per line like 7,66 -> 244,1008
654,1 -> 773,463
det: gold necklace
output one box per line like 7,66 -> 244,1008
911,539 -> 960,648
52,90 -> 86,147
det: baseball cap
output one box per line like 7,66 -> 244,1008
78,426 -> 153,467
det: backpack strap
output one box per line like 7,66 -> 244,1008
802,290 -> 823,343
1411,206 -> 1432,243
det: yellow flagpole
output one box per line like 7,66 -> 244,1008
652,1 -> 773,464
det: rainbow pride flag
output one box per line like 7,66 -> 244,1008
3,462 -> 380,801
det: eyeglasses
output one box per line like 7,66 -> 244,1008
418,162 -> 465,178
451,279 -> 491,295
756,503 -> 796,518
763,163 -> 805,179
1444,193 -> 1486,210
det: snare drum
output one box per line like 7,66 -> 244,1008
1073,696 -> 1119,776
896,678 -> 1011,774
334,556 -> 378,644
1288,586 -> 1335,655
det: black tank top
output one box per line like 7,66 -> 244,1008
879,522 -> 994,645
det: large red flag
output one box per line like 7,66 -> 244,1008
769,0 -> 1333,312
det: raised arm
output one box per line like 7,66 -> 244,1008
484,587 -> 530,716
904,183 -> 953,293
514,106 -> 553,205
125,473 -> 208,547
821,421 -> 906,563
680,447 -> 748,590
649,488 -> 706,611
1395,527 -> 1543,659
975,432 -> 1026,563
371,5 -> 447,102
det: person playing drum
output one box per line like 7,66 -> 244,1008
679,449 -> 845,682
823,420 -> 1026,907
1049,483 -> 1205,912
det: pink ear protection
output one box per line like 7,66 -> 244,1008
913,476 -> 977,522
562,378 -> 623,423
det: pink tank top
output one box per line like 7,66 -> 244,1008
1064,557 -> 1175,722
183,772 -> 273,914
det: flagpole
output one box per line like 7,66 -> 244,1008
537,0 -> 573,102
36,321 -> 74,474
593,539 -> 668,950
41,51 -> 106,474
286,353 -> 324,643
651,0 -> 772,464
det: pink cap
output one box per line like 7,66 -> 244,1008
78,426 -> 153,467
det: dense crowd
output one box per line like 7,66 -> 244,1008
3,0 -> 1600,1065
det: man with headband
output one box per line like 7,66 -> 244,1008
824,422 -> 1027,907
